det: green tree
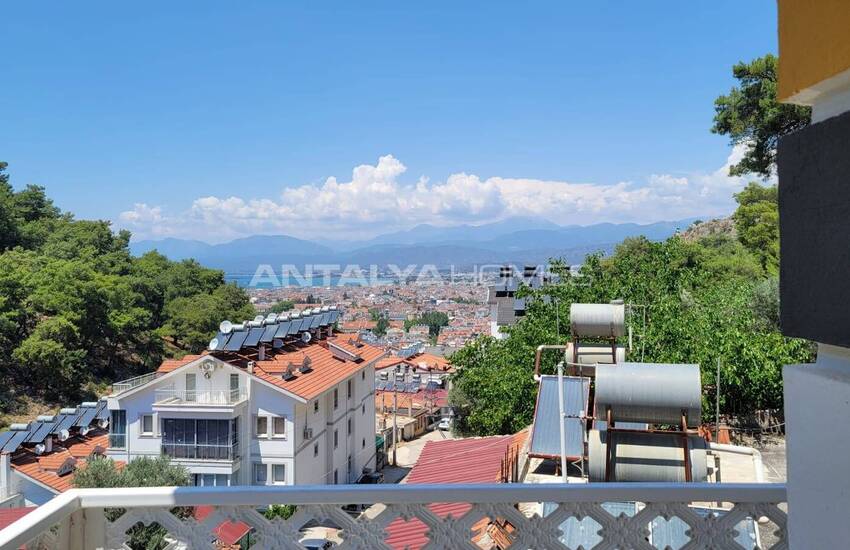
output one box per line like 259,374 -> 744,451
75,456 -> 190,550
712,54 -> 810,178
374,316 -> 389,337
733,182 -> 779,273
404,311 -> 449,338
269,299 -> 295,314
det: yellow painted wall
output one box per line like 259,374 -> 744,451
778,0 -> 850,102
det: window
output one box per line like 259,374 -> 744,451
313,401 -> 319,413
334,429 -> 338,449
362,371 -> 365,380
195,474 -> 230,487
272,416 -> 286,438
333,469 -> 338,484
255,416 -> 268,438
254,463 -> 267,485
362,403 -> 365,415
362,437 -> 366,449
185,373 -> 196,402
333,389 -> 339,409
347,380 -> 352,399
230,373 -> 240,400
314,442 -> 319,457
109,410 -> 127,448
347,417 -> 351,436
272,464 -> 286,484
161,418 -> 238,460
140,414 -> 154,436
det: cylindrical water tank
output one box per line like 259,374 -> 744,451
569,303 -> 626,338
588,429 -> 707,482
566,342 -> 626,365
595,363 -> 702,426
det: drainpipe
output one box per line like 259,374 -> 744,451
707,442 -> 765,483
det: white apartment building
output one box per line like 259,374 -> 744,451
105,307 -> 386,488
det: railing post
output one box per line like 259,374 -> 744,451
82,507 -> 106,550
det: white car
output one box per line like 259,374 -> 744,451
437,418 -> 452,431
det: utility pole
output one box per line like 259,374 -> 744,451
715,357 -> 721,442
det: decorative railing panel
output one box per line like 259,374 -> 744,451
0,483 -> 787,550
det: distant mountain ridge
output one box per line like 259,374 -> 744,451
129,217 -> 698,272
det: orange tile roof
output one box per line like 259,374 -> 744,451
157,354 -> 205,373
252,337 -> 386,400
10,431 -> 112,493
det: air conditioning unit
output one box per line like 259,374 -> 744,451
303,427 -> 313,440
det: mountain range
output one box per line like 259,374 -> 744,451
129,217 -> 698,274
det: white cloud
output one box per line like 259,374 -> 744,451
119,146 -> 756,242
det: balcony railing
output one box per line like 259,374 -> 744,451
153,388 -> 247,405
0,483 -> 787,550
110,373 -> 157,395
161,441 -> 239,461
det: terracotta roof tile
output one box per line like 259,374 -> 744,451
10,430 -> 114,494
157,354 -> 205,373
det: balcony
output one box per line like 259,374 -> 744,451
161,442 -> 239,461
0,483 -> 787,549
110,373 -> 157,395
153,388 -> 248,406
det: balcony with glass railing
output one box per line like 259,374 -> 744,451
153,387 -> 247,406
0,483 -> 787,549
110,372 -> 157,395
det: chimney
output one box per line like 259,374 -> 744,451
247,361 -> 255,374
45,436 -> 53,453
258,346 -> 266,361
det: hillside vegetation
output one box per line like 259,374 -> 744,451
0,162 -> 254,419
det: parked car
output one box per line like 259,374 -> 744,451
437,418 -> 452,430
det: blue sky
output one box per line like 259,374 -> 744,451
2,2 -> 778,242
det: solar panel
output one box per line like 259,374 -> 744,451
425,381 -> 440,392
75,406 -> 98,427
223,330 -> 250,351
2,429 -> 32,453
27,419 -> 58,442
243,327 -> 265,347
287,318 -> 306,335
405,382 -> 419,393
529,375 -> 591,459
95,400 -> 109,420
54,410 -> 81,433
0,431 -> 15,450
329,310 -> 340,323
376,381 -> 387,391
274,321 -> 292,339
261,324 -> 280,343
211,331 -> 231,351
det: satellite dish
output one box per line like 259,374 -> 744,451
301,332 -> 312,344
208,338 -> 220,351
58,429 -> 70,442
98,419 -> 109,429
80,426 -> 91,437
220,321 -> 233,334
34,443 -> 46,455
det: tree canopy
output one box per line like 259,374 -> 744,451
449,183 -> 812,436
0,163 -> 254,416
712,54 -> 810,178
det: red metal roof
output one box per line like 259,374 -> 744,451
0,507 -> 36,531
194,505 -> 251,546
384,432 -> 527,550
10,431 -> 112,493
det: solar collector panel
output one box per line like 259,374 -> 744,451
243,327 -> 265,347
2,429 -> 32,453
54,411 -> 80,433
287,318 -> 305,335
261,324 -> 280,342
75,406 -> 98,427
223,330 -> 250,351
211,332 -> 231,351
27,420 -> 58,442
274,321 -> 292,339
95,400 -> 109,420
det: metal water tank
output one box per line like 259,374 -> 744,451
595,363 -> 702,426
569,303 -> 626,338
566,342 -> 626,365
588,429 -> 708,482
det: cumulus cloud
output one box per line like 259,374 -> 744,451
119,146 -> 756,242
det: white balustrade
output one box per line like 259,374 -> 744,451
0,482 -> 787,550
154,388 -> 248,405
